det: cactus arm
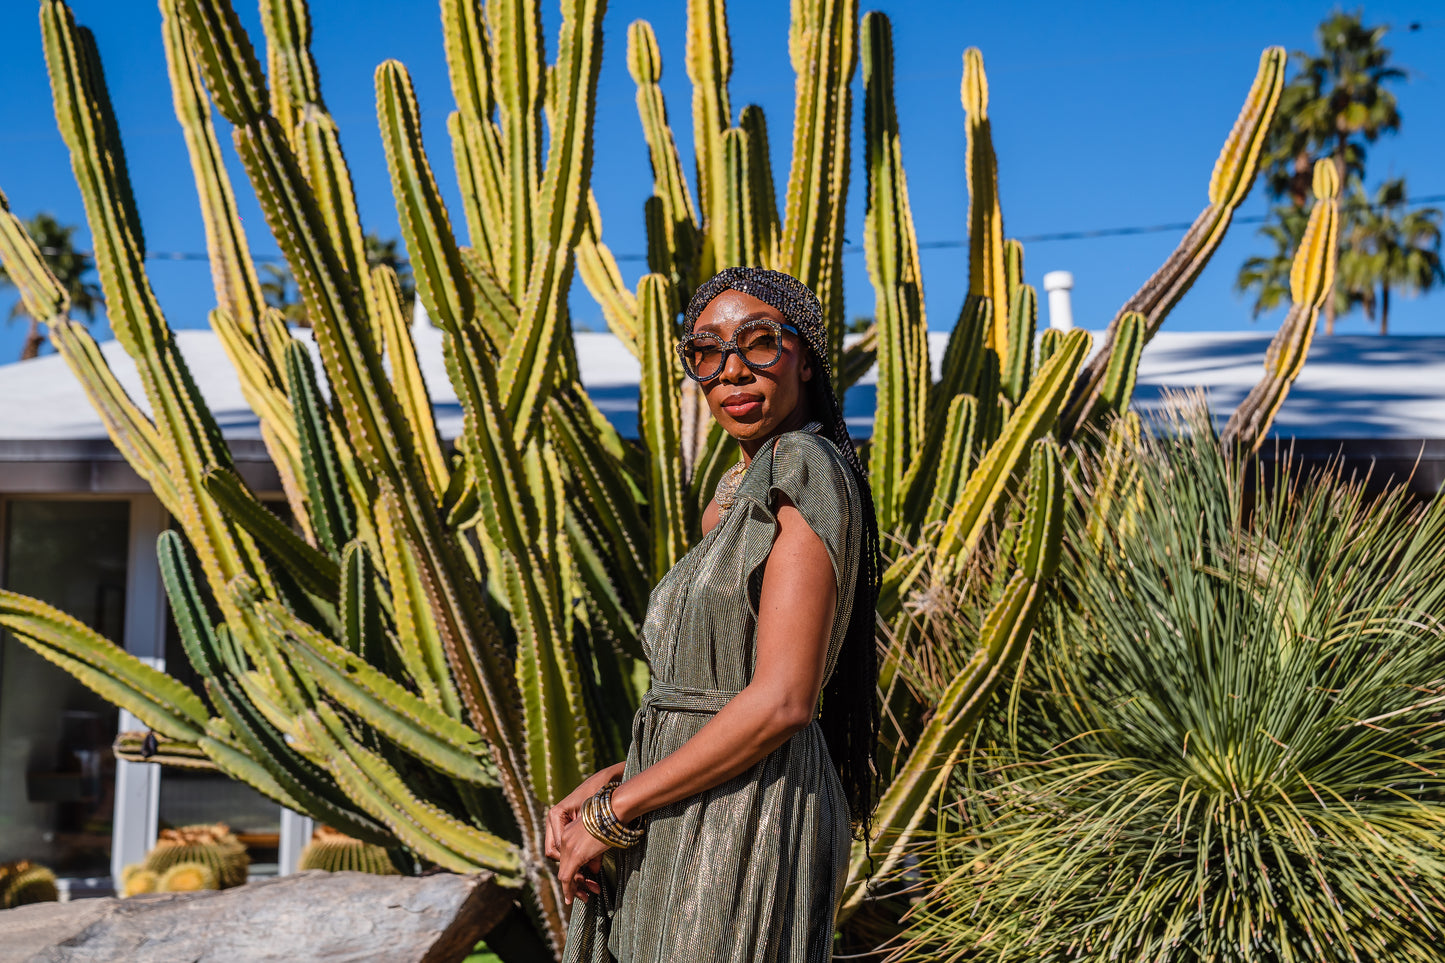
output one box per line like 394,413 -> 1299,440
780,0 -> 857,346
861,12 -> 928,529
880,330 -> 1088,617
1066,46 -> 1287,434
740,105 -> 780,268
898,393 -> 977,534
962,48 -> 1009,358
576,194 -> 640,355
160,0 -> 266,336
842,439 -> 1064,915
501,0 -> 605,446
638,274 -> 688,578
1002,283 -> 1036,403
46,322 -> 181,511
629,19 -> 701,289
255,599 -> 496,785
1222,160 -> 1340,453
377,61 -> 476,342
487,0 -> 546,301
202,467 -> 341,596
442,0 -> 509,278
685,0 -> 732,278
299,706 -> 523,877
930,296 -> 990,422
0,187 -> 69,320
0,589 -> 208,739
374,265 -> 450,503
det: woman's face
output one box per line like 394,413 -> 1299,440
691,289 -> 814,449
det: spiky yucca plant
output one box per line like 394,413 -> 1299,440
898,410 -> 1445,962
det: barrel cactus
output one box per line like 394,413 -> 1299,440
143,824 -> 248,890
0,860 -> 59,908
157,861 -> 220,893
299,826 -> 401,875
120,865 -> 161,897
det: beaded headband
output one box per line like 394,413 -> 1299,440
683,267 -> 833,380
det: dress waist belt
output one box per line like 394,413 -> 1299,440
640,681 -> 739,715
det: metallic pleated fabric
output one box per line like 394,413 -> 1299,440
563,427 -> 862,963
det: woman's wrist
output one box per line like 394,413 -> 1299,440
607,780 -> 645,825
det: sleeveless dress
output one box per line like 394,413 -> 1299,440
563,426 -> 863,963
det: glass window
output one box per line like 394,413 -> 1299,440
0,500 -> 129,875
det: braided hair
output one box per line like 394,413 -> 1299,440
684,267 -> 882,838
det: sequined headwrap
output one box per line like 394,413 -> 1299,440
685,266 -> 883,843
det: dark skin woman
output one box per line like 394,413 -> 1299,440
548,268 -> 881,963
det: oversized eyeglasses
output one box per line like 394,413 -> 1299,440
676,319 -> 799,382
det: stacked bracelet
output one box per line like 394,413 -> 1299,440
580,780 -> 644,849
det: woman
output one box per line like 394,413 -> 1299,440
548,267 -> 882,963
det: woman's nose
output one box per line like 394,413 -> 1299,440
718,347 -> 752,383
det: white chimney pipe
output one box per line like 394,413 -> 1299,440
1042,270 -> 1074,331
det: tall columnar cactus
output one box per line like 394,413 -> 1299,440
1222,159 -> 1340,452
0,0 -> 1295,955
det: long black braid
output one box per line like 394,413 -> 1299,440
684,268 -> 883,840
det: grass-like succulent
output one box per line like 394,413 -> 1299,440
899,414 -> 1445,962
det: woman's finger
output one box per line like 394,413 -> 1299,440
544,808 -> 563,861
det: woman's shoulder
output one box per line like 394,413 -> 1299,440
747,426 -> 859,512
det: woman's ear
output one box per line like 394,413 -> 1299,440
800,350 -> 814,383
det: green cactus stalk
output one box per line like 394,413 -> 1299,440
0,861 -> 60,908
1222,159 -> 1340,453
144,824 -> 249,890
298,826 -> 401,875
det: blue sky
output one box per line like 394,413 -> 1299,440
0,0 -> 1442,365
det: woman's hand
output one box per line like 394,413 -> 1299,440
556,818 -> 611,906
544,763 -> 625,863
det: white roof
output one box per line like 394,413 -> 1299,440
1,327 -> 1443,442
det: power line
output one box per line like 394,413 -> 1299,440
33,193 -> 1445,264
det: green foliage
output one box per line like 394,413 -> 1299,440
900,411 -> 1445,962
0,0 -> 1293,954
0,860 -> 59,908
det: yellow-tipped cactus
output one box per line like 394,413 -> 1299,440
1222,159 -> 1340,452
157,861 -> 219,893
121,864 -> 161,897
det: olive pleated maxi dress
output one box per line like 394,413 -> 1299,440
563,426 -> 862,963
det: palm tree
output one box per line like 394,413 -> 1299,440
0,212 -> 103,359
1262,11 -> 1402,207
1348,178 -> 1443,334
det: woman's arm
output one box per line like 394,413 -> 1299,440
555,494 -> 837,901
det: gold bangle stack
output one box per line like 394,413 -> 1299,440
580,780 -> 644,849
